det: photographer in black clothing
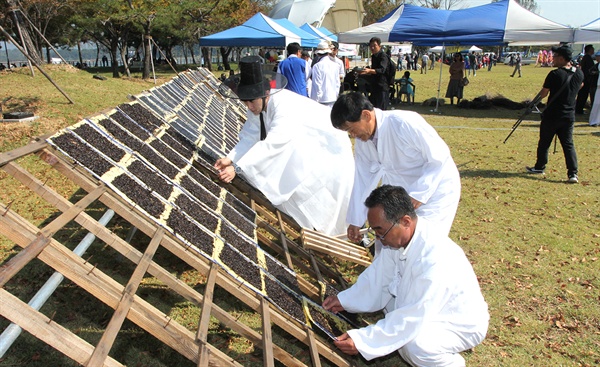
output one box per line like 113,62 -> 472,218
358,37 -> 389,110
526,46 -> 584,184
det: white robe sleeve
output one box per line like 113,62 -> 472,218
346,140 -> 383,227
336,247 -> 396,313
227,111 -> 260,162
346,226 -> 479,361
394,114 -> 454,205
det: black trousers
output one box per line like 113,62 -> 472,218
369,87 -> 389,110
575,81 -> 591,113
534,117 -> 578,176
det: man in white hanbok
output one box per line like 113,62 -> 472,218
323,185 -> 489,366
216,56 -> 355,235
310,41 -> 341,107
331,92 -> 461,252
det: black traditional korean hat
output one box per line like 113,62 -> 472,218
219,56 -> 287,100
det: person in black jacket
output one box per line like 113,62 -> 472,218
526,46 -> 584,183
575,44 -> 595,114
358,37 -> 390,110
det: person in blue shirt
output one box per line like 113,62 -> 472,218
398,71 -> 415,104
277,42 -> 308,97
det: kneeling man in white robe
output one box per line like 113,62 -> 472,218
323,185 -> 489,366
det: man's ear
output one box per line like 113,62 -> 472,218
399,215 -> 412,228
361,109 -> 370,122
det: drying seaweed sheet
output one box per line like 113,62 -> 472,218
303,298 -> 350,341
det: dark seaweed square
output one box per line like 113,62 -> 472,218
137,145 -> 179,180
128,160 -> 173,200
166,209 -> 213,255
264,277 -> 305,324
218,244 -> 262,293
174,194 -> 218,232
118,103 -> 163,132
219,224 -> 258,264
112,174 -> 164,218
109,110 -> 151,141
99,118 -> 144,151
50,133 -> 114,177
71,123 -> 126,163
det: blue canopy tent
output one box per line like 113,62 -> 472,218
317,27 -> 338,42
338,0 -> 575,112
300,23 -> 335,42
272,18 -> 323,47
338,0 -> 574,46
199,13 -> 300,47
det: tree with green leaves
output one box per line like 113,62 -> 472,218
3,0 -> 43,64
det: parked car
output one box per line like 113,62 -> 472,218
501,52 -> 536,65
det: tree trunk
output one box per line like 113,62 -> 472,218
143,35 -> 152,80
95,45 -> 100,67
77,42 -> 83,67
201,46 -> 212,71
190,44 -> 197,65
110,39 -> 120,78
7,0 -> 42,64
121,44 -> 131,78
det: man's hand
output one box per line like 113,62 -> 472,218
359,68 -> 375,76
214,158 -> 235,183
322,295 -> 345,314
347,225 -> 362,243
334,333 -> 359,355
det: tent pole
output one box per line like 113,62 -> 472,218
434,42 -> 445,113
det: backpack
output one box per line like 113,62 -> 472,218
386,54 -> 396,86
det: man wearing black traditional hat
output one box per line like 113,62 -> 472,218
215,56 -> 355,235
525,45 -> 584,184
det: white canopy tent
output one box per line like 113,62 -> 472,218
573,18 -> 600,44
270,0 -> 365,33
269,0 -> 335,27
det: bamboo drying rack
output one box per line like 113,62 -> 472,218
0,68 -> 392,367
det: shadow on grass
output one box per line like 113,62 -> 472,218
459,168 -> 574,184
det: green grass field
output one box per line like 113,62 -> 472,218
0,62 -> 598,367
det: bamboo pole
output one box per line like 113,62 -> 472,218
0,25 -> 74,104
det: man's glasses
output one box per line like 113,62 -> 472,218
368,222 -> 395,241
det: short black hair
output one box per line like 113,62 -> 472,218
369,37 -> 381,46
365,185 -> 416,222
584,44 -> 594,53
330,92 -> 373,129
287,42 -> 302,55
331,41 -> 339,50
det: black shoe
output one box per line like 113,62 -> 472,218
526,166 -> 544,174
567,174 -> 578,184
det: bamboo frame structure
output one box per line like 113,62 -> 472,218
0,68 -> 393,367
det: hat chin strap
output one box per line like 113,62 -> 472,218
261,97 -> 267,113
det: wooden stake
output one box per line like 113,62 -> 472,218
0,25 -> 74,104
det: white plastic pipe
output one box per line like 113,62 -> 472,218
0,209 -> 115,357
